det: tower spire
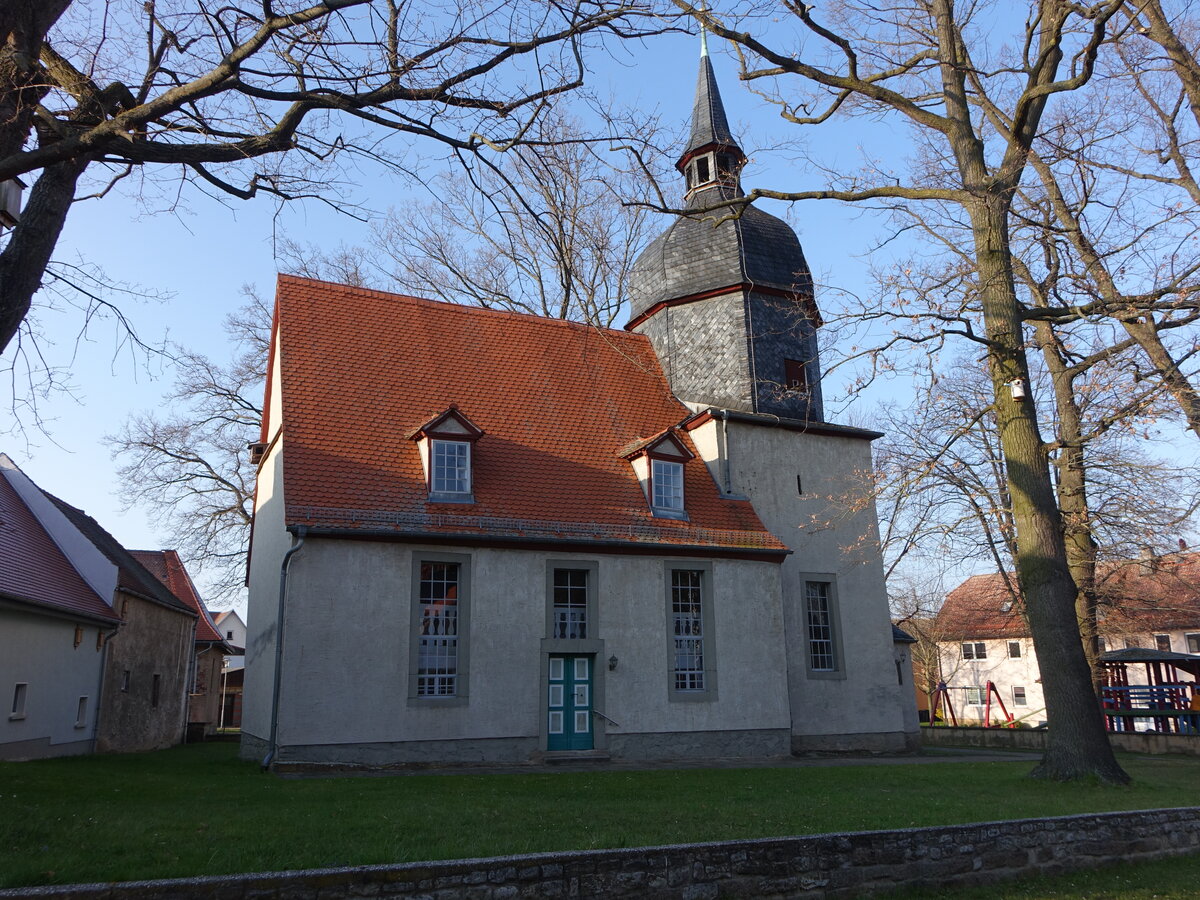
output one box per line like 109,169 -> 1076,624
677,27 -> 746,204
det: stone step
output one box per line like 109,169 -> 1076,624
542,750 -> 612,764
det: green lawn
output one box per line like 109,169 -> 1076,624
886,854 -> 1200,899
1,744 -> 1198,889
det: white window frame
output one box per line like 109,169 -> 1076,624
1007,640 -> 1021,659
962,641 -> 987,660
1187,633 -> 1200,654
429,439 -> 472,499
1154,633 -> 1172,653
10,683 -> 27,720
802,578 -> 845,679
409,553 -> 471,704
1012,685 -> 1027,707
650,458 -> 685,516
965,686 -> 984,706
665,562 -> 717,700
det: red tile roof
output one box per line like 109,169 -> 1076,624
269,276 -> 785,555
0,472 -> 119,623
938,553 -> 1200,639
130,550 -> 226,643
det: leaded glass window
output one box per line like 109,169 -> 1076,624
418,562 -> 459,696
805,581 -> 837,672
552,568 -> 588,639
672,569 -> 705,691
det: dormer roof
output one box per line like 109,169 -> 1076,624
407,407 -> 484,442
618,428 -> 695,461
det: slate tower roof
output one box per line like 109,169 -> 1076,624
626,44 -> 823,421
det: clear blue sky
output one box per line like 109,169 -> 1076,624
2,30 -> 913,613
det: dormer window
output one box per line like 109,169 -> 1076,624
652,459 -> 684,512
619,427 -> 694,520
431,440 -> 470,495
408,406 -> 484,503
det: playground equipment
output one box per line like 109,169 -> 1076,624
1099,648 -> 1200,734
929,680 -> 1015,728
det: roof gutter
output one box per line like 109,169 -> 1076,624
284,524 -> 790,562
263,525 -> 307,771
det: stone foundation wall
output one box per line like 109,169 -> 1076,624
4,808 -> 1197,899
922,725 -> 1200,757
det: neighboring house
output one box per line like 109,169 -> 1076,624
242,50 -> 918,768
1,454 -> 197,758
131,550 -> 232,740
935,552 -> 1200,725
214,610 -> 247,669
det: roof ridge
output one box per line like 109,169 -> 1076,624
277,274 -> 635,338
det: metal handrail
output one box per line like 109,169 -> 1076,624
591,708 -> 620,727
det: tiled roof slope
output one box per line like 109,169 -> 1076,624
47,496 -> 194,617
0,471 -> 119,623
271,276 -> 785,554
130,549 -> 225,643
938,553 -> 1200,639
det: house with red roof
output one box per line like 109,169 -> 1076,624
131,550 -> 233,739
0,454 -> 200,758
934,553 -> 1200,726
242,48 -> 917,767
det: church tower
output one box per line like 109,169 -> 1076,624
627,42 -> 823,421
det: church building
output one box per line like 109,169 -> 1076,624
240,46 -> 918,767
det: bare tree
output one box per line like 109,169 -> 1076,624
0,0 -> 663,357
107,291 -> 269,604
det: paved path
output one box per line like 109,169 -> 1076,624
277,746 -> 1043,778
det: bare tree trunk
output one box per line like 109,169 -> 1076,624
0,157 -> 89,351
1120,318 -> 1200,442
968,198 -> 1126,782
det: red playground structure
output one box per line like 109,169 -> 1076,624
929,680 -> 1016,728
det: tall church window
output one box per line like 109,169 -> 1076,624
671,569 -> 705,691
803,579 -> 844,678
552,568 -> 589,639
417,562 -> 460,696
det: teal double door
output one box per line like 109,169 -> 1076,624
547,655 -> 593,751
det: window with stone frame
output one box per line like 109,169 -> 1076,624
417,561 -> 461,696
671,569 -> 705,691
552,568 -> 589,640
805,581 -> 839,673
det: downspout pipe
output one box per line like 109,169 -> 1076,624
263,525 -> 307,770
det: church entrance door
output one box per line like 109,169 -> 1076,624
547,655 -> 593,751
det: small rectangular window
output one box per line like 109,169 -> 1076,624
1187,633 -> 1200,654
695,155 -> 710,184
1155,634 -> 1172,653
805,582 -> 837,672
430,439 -> 471,496
962,641 -> 986,660
151,674 -> 161,708
671,570 -> 705,691
1007,640 -> 1021,658
1012,686 -> 1027,706
552,569 -> 588,639
75,696 -> 88,728
783,358 -> 809,393
10,683 -> 27,719
417,562 -> 460,696
965,686 -> 984,706
651,459 -> 684,512
1097,636 -> 1108,653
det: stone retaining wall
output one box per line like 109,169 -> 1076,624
3,808 -> 1198,899
921,725 -> 1200,757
